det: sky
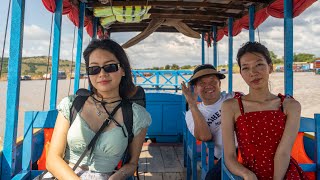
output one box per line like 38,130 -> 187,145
0,1 -> 319,69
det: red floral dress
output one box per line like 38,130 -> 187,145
234,93 -> 308,180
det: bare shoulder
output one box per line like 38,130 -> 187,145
223,98 -> 238,105
222,98 -> 238,112
283,97 -> 301,110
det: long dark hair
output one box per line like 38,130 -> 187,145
83,39 -> 135,99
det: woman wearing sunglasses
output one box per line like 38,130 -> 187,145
45,39 -> 151,179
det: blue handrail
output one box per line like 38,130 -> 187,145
132,70 -> 193,92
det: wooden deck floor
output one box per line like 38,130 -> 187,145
137,143 -> 201,180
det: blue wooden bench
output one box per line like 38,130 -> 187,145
185,124 -> 215,180
12,110 -> 58,180
201,141 -> 215,179
183,96 -> 202,168
183,96 -> 216,180
186,127 -> 201,180
183,113 -> 188,168
222,114 -> 320,180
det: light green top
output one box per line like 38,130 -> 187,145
57,95 -> 151,173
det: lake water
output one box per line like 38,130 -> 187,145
0,72 -> 319,146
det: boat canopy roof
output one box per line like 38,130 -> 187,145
41,0 -> 316,43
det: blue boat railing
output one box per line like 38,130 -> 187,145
132,70 -> 193,92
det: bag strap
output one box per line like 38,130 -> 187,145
122,99 -> 134,144
114,99 -> 134,169
72,101 -> 122,171
69,95 -> 89,125
69,88 -> 93,125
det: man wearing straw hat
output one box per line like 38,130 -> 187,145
181,64 -> 236,180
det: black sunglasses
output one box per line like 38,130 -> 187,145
87,64 -> 121,75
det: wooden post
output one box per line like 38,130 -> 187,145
1,0 -> 25,178
74,2 -> 85,93
49,0 -> 63,110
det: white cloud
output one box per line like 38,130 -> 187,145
122,33 -> 203,68
24,25 -> 50,41
0,1 -> 319,68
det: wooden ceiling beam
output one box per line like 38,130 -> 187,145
109,23 -> 213,30
139,19 -> 225,26
108,26 -> 210,33
150,14 -> 226,22
182,20 -> 225,27
148,9 -> 242,18
92,1 -> 245,10
109,27 -> 180,33
109,21 -> 224,28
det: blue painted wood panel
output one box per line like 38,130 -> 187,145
163,104 -> 181,133
145,92 -> 186,142
284,0 -> 293,96
304,136 -> 315,161
300,117 -> 316,132
7,131 -> 44,176
12,110 -> 57,179
249,5 -> 255,42
74,2 -> 85,93
50,0 -> 63,110
21,111 -> 56,171
2,0 -> 25,178
212,25 -> 218,68
146,104 -> 162,134
201,32 -> 205,65
228,17 -> 233,93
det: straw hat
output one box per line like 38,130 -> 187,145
189,64 -> 225,85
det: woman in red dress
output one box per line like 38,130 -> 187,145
221,42 -> 308,180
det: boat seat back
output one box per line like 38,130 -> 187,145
291,117 -> 320,180
12,110 -> 58,179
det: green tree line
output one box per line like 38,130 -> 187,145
146,52 -> 317,70
144,64 -> 196,70
270,51 -> 316,64
0,56 -> 86,77
0,52 -> 317,74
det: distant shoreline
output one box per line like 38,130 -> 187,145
1,70 -> 318,82
1,72 -> 319,149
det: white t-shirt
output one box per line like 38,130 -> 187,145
185,92 -> 235,159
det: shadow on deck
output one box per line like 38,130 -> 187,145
138,143 -> 201,180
